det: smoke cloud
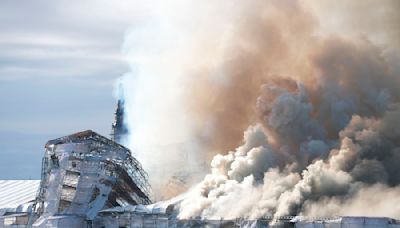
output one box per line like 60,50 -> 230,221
119,0 -> 400,217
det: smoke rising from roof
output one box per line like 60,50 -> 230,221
119,0 -> 400,217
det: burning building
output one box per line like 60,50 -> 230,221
2,0 -> 400,226
26,129 -> 152,227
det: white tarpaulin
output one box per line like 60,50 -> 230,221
0,180 -> 40,209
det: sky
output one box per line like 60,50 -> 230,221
0,0 -> 149,179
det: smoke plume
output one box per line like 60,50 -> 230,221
119,0 -> 400,217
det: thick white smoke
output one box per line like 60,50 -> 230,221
119,0 -> 222,199
119,0 -> 400,218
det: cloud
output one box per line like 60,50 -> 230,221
0,0 -> 155,81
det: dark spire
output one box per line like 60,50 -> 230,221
111,99 -> 128,143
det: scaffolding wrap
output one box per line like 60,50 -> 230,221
23,130 -> 152,228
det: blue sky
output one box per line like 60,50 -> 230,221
0,0 -> 149,179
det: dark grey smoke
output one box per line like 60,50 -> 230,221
176,0 -> 400,219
